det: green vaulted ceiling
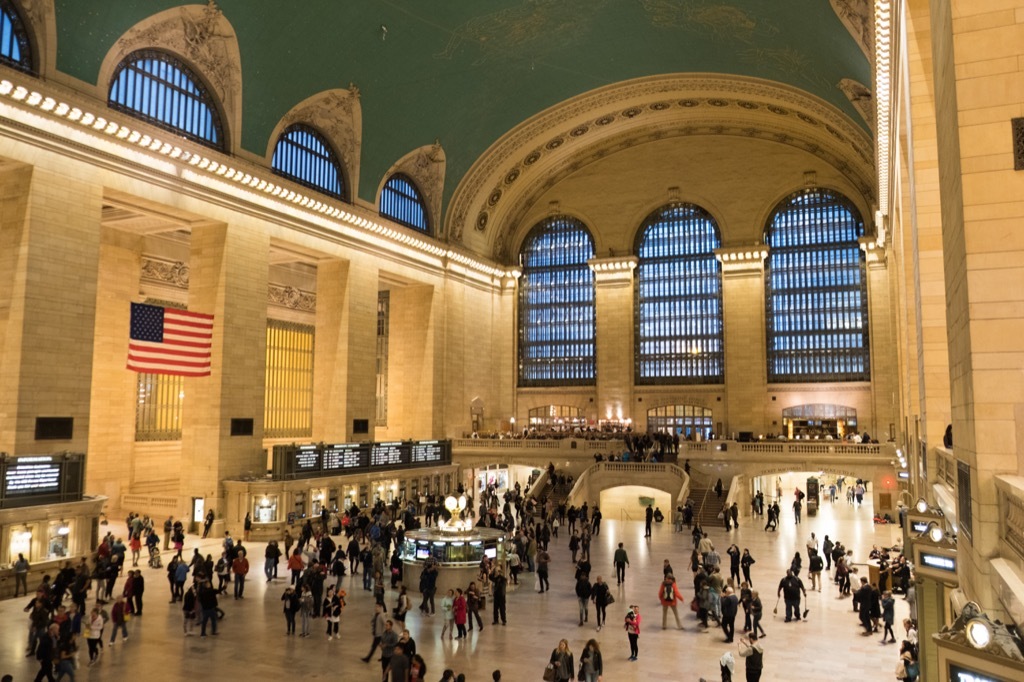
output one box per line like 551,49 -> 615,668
53,0 -> 871,208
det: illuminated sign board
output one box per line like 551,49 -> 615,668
920,551 -> 957,573
910,520 -> 931,534
0,454 -> 85,509
949,664 -> 1009,682
272,441 -> 451,480
898,471 -> 909,479
4,457 -> 61,496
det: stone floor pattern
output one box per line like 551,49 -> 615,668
1,488 -> 908,681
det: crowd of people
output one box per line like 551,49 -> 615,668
9,473 -> 918,681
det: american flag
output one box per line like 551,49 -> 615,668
127,303 -> 214,377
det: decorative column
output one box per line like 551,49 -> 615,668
715,246 -> 769,437
313,258 -> 378,442
588,256 -> 637,425
179,222 -> 269,523
0,165 -> 101,455
860,237 -> 896,439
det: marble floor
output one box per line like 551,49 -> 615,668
1,480 -> 908,681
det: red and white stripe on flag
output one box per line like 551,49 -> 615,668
127,302 -> 214,377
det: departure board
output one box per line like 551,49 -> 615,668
4,457 -> 61,496
0,453 -> 85,509
323,443 -> 369,471
370,442 -> 407,467
294,445 -> 320,472
411,440 -> 445,463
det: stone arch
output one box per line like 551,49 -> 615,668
757,183 -> 873,245
265,87 -> 363,203
96,3 -> 242,153
446,73 -> 874,263
10,0 -> 52,76
376,141 -> 446,234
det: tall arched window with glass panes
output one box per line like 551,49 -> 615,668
764,188 -> 870,382
272,123 -> 346,200
109,50 -> 225,150
518,216 -> 596,386
0,0 -> 32,73
635,203 -> 724,384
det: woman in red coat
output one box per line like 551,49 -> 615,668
453,588 -> 468,639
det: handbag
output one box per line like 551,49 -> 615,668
543,664 -> 556,682
605,593 -> 615,605
690,597 -> 699,612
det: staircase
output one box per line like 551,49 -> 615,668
690,487 -> 730,529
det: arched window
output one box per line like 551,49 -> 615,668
0,0 -> 32,73
635,203 -> 724,384
518,216 -> 596,386
272,123 -> 346,200
109,49 -> 225,150
765,188 -> 869,382
380,173 -> 429,232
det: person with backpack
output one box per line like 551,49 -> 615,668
738,632 -> 764,681
264,540 -> 282,583
658,573 -> 684,630
808,550 -> 824,591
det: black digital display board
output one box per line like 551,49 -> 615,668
272,440 -> 451,480
0,453 -> 85,509
371,442 -> 407,467
323,443 -> 368,470
411,440 -> 444,464
4,457 -> 61,496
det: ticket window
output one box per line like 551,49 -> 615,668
445,474 -> 452,495
8,526 -> 34,564
310,489 -> 326,517
294,492 -> 306,518
47,521 -> 72,560
360,485 -> 368,508
328,488 -> 339,512
411,480 -> 419,503
254,495 -> 279,523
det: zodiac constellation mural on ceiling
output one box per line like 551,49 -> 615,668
434,0 -> 608,66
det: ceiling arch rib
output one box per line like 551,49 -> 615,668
446,74 -> 874,263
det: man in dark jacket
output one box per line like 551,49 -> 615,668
198,579 -> 219,636
34,622 -> 59,682
720,586 -> 739,642
575,574 -> 592,625
776,571 -> 806,622
491,569 -> 508,625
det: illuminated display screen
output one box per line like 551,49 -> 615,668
272,441 -> 451,480
910,520 -> 930,533
370,442 -> 407,467
920,551 -> 956,573
323,443 -> 368,470
4,457 -> 61,495
949,664 -> 1008,682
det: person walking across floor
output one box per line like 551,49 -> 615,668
721,586 -> 739,643
548,639 -> 575,682
576,572 -> 592,626
777,570 -> 806,622
579,638 -> 603,682
613,543 -> 629,584
591,575 -> 611,632
232,548 -> 249,599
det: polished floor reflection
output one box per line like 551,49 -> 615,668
1,485 -> 907,681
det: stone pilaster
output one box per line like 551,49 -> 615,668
85,227 -> 144,502
0,165 -> 100,455
927,0 -> 1024,618
589,257 -> 637,424
179,222 -> 269,522
861,240 -> 897,438
716,247 -> 769,436
386,283 -> 439,439
313,258 -> 378,442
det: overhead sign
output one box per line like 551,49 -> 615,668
272,440 -> 451,481
0,453 -> 85,509
913,542 -> 959,583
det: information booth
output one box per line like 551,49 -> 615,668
400,526 -> 507,596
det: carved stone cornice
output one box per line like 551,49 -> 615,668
140,256 -> 317,311
715,246 -> 769,275
268,283 -> 316,313
446,74 -> 875,262
588,256 -> 637,286
140,256 -> 190,289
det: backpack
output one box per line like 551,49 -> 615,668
663,583 -> 674,601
